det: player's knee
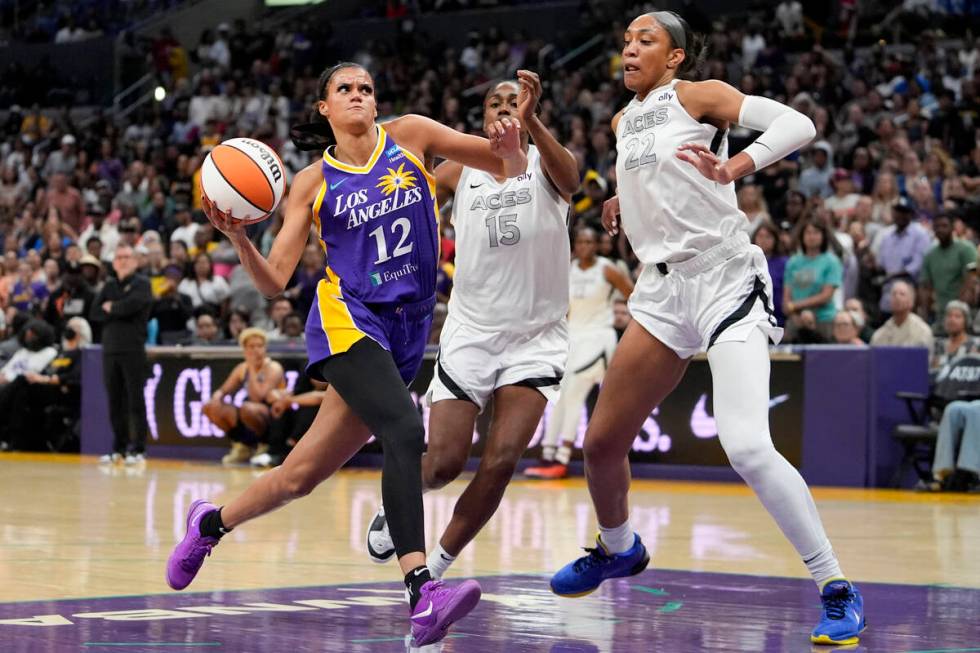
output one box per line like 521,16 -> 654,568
383,413 -> 426,457
480,447 -> 522,483
202,401 -> 220,420
723,439 -> 776,477
583,431 -> 622,465
427,452 -> 466,489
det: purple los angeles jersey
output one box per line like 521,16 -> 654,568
304,124 -> 439,383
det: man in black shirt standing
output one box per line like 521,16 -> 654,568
91,244 -> 153,464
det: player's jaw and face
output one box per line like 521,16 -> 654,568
483,82 -> 519,135
242,337 -> 267,366
318,67 -> 378,135
622,14 -> 685,96
574,231 -> 598,262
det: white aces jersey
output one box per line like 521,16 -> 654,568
448,145 -> 570,330
568,257 -> 615,332
615,79 -> 746,264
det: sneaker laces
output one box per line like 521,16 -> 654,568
821,586 -> 853,620
179,541 -> 214,573
572,545 -> 614,573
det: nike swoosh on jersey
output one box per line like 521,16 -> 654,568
411,602 -> 434,619
470,183 -> 483,188
330,178 -> 349,191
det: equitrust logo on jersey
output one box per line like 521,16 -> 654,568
370,262 -> 419,286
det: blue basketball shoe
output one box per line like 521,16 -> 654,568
810,579 -> 866,645
550,533 -> 650,597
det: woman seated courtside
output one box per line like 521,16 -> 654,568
202,327 -> 285,465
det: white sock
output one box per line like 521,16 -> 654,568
555,443 -> 572,465
598,519 -> 634,554
426,543 -> 456,579
541,445 -> 556,462
804,541 -> 845,589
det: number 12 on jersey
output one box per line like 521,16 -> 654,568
369,217 -> 414,264
485,213 -> 521,248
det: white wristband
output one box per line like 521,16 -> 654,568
738,95 -> 816,172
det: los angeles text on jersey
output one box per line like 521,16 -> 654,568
335,187 -> 425,230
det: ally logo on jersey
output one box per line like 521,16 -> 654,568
333,163 -> 424,230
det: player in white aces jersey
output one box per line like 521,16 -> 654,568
526,227 -> 633,479
366,72 -> 580,579
548,11 -> 866,647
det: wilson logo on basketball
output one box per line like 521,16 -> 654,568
200,138 -> 286,221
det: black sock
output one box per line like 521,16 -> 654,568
199,507 -> 232,539
405,565 -> 432,609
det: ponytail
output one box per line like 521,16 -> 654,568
289,61 -> 364,152
290,111 -> 335,152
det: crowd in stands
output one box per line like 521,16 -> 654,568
0,1 -> 979,477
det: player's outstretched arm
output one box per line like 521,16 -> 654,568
674,80 -> 815,185
388,114 -> 527,179
517,70 -> 579,200
202,164 -> 321,298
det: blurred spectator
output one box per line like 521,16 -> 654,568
169,204 -> 199,249
178,253 -> 230,311
753,221 -> 788,326
874,201 -> 931,315
202,327 -> 284,465
930,400 -> 980,492
189,311 -> 221,345
612,298 -> 631,339
738,184 -> 770,234
266,297 -> 295,339
0,319 -> 57,386
825,169 -> 861,220
285,244 -> 325,317
832,309 -> 866,346
44,173 -> 85,233
845,298 -> 875,343
223,307 -> 251,344
0,316 -> 89,451
919,213 -> 976,323
871,281 -> 934,348
784,219 -> 842,341
10,260 -> 48,313
931,301 -> 978,371
43,135 -> 78,178
42,261 -> 95,335
799,141 -> 834,198
279,312 -> 306,345
91,244 -> 152,465
152,264 -> 194,344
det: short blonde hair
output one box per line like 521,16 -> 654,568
238,327 -> 267,348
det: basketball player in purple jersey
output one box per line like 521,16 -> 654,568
165,62 -> 527,646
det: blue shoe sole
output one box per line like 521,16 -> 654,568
551,549 -> 650,598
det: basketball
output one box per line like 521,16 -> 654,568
200,138 -> 285,221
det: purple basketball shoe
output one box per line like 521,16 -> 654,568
409,579 -> 481,646
166,500 -> 220,590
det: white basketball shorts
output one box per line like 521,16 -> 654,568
628,232 -> 784,359
427,314 -> 568,412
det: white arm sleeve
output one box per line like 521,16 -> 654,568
737,95 -> 816,172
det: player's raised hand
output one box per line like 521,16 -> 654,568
517,70 -> 542,123
675,143 -> 734,184
602,195 -> 621,236
488,116 -> 522,160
